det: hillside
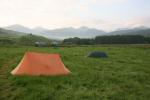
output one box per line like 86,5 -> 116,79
0,30 -> 50,46
0,28 -> 26,38
18,34 -> 50,46
0,27 -> 51,46
110,28 -> 150,37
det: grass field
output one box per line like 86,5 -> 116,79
0,45 -> 150,100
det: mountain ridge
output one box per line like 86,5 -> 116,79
4,25 -> 107,39
3,24 -> 150,39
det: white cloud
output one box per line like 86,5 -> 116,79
0,0 -> 149,31
70,17 -> 150,31
87,0 -> 127,5
123,17 -> 150,28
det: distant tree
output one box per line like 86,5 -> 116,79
0,38 -> 15,45
94,35 -> 150,44
63,37 -> 80,44
63,35 -> 150,45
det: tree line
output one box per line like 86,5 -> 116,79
1,35 -> 150,46
63,35 -> 150,45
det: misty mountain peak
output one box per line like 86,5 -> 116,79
5,24 -> 32,33
33,27 -> 49,32
79,26 -> 89,29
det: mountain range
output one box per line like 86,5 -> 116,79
4,25 -> 106,39
3,24 -> 150,39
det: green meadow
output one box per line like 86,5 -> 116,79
0,45 -> 150,100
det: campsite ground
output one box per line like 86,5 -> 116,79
0,45 -> 150,100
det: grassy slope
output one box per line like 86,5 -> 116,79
0,45 -> 150,100
18,34 -> 50,45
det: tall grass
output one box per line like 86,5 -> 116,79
0,45 -> 150,100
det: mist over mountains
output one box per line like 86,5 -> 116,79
3,24 -> 150,39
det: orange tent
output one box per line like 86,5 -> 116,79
11,52 -> 70,76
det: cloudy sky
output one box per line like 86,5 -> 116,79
0,0 -> 150,31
